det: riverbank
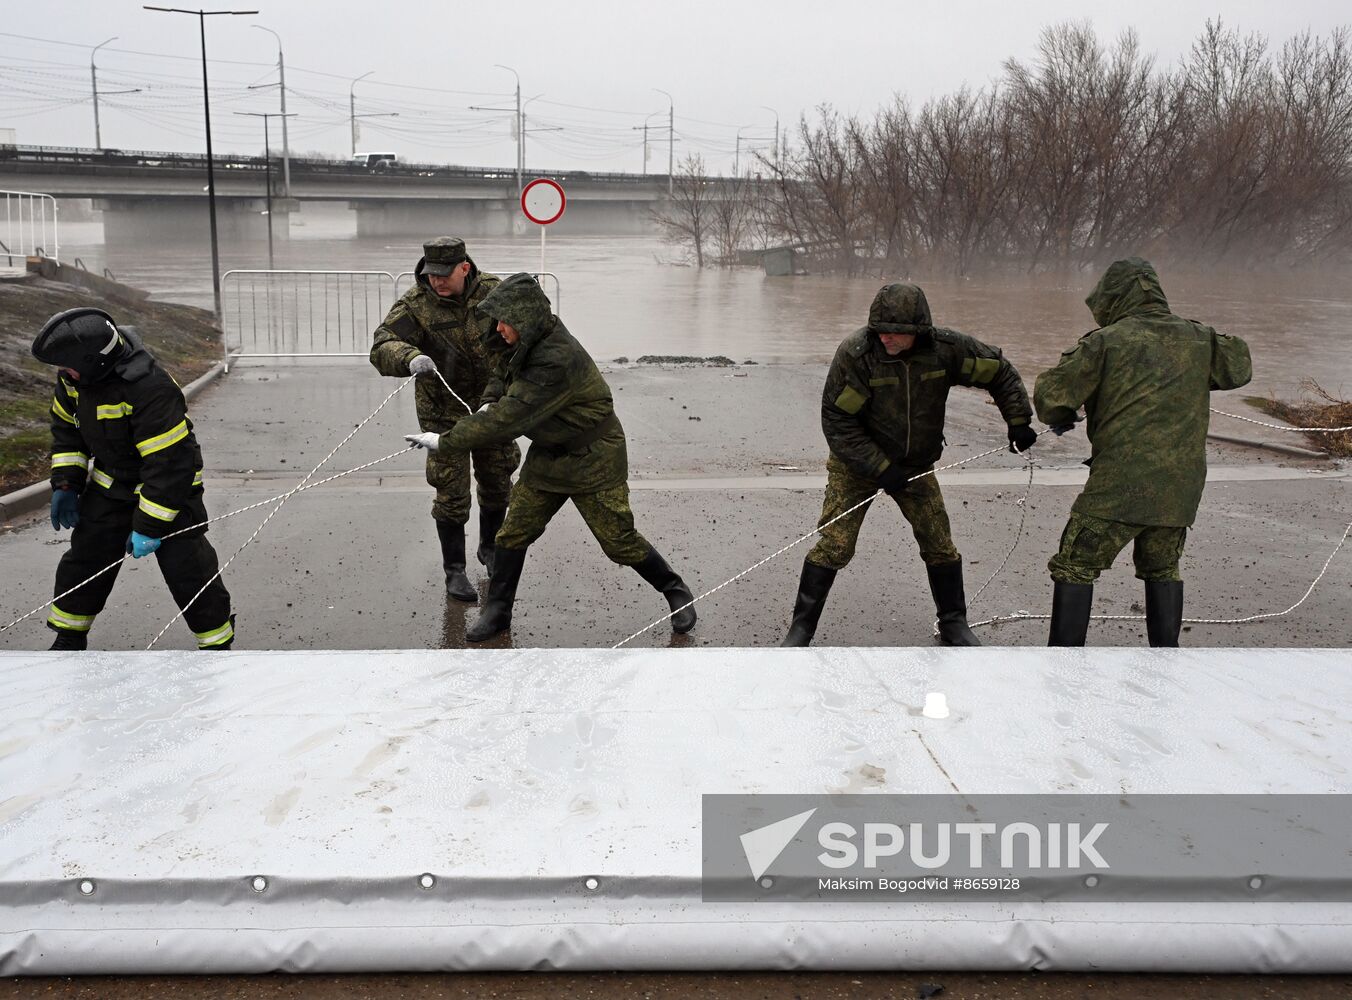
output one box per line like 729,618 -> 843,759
0,268 -> 221,494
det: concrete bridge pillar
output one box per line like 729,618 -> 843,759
94,197 -> 292,245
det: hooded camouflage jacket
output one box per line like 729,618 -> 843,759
1034,257 -> 1252,527
440,273 -> 626,494
821,283 -> 1033,482
369,259 -> 501,433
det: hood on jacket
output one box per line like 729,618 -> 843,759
476,272 -> 555,353
867,283 -> 934,336
1085,257 -> 1171,328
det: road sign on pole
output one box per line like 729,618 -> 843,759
521,177 -> 565,278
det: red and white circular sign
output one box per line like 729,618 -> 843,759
521,177 -> 566,225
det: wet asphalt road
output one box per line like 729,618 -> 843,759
2,362 -> 1348,651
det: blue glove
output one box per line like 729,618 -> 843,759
50,488 -> 80,530
126,531 -> 162,559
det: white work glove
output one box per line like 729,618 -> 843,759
405,432 -> 440,451
408,355 -> 438,376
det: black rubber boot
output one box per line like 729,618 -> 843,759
926,559 -> 982,646
632,548 -> 697,634
436,520 -> 478,603
780,560 -> 837,647
1048,582 -> 1094,647
477,506 -> 506,576
466,546 -> 527,643
1144,580 -> 1183,648
48,629 -> 87,651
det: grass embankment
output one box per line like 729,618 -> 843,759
1255,380 -> 1352,457
0,275 -> 221,494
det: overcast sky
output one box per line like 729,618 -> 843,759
2,0 -> 1347,173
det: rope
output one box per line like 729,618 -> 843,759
1210,407 -> 1352,434
611,437 -> 1019,649
142,377 -> 414,650
0,448 -> 411,636
971,515 -> 1352,631
432,368 -> 474,415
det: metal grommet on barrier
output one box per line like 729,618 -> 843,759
251,876 -> 268,893
78,879 -> 95,896
419,873 -> 436,890
1084,875 -> 1100,889
759,877 -> 774,889
1249,876 -> 1264,891
584,877 -> 600,891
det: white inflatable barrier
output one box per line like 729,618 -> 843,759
2,646 -> 1350,974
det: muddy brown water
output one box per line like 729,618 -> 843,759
57,213 -> 1352,399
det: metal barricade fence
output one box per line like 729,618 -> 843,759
393,270 -> 562,313
222,270 -> 397,366
2,190 -> 59,264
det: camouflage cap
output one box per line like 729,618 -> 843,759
421,236 -> 469,276
867,282 -> 933,335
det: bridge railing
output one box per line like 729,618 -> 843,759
1,189 -> 58,264
393,270 -> 562,313
222,270 -> 397,367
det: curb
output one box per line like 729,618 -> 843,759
0,361 -> 229,525
1206,431 -> 1328,460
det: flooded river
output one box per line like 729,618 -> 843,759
56,209 -> 1352,398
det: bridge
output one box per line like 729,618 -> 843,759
0,145 -> 680,240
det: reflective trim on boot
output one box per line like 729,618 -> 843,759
436,520 -> 479,603
1048,582 -> 1093,647
926,559 -> 981,647
780,560 -> 837,647
1144,580 -> 1183,648
466,546 -> 527,643
477,506 -> 506,576
631,547 -> 697,634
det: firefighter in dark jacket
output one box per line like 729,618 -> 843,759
781,283 -> 1036,647
33,308 -> 234,651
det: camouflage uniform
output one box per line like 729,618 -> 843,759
1034,257 -> 1252,646
807,455 -> 959,570
1035,258 -> 1252,584
442,273 -> 697,642
442,273 -> 645,563
783,283 -> 1034,647
369,237 -> 518,525
813,283 -> 1033,570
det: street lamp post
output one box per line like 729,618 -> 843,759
90,37 -> 140,150
252,25 -> 291,197
349,71 -> 373,157
236,111 -> 296,269
144,5 -> 258,323
494,64 -> 522,193
631,110 -> 663,175
653,88 -> 674,195
759,105 -> 780,171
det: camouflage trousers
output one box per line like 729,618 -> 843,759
496,481 -> 651,566
426,440 -> 520,525
1048,512 -> 1187,585
806,455 -> 960,570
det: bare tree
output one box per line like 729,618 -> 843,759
652,154 -> 712,267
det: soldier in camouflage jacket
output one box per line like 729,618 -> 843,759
404,273 -> 700,644
370,237 -> 519,602
781,282 -> 1036,647
1035,257 -> 1252,647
